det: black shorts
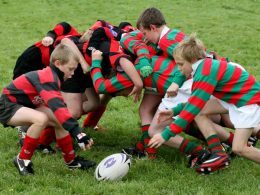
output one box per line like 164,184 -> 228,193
61,65 -> 93,93
0,95 -> 23,126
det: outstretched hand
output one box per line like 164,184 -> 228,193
128,85 -> 142,102
148,133 -> 165,148
76,133 -> 94,151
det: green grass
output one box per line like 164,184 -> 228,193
0,0 -> 260,194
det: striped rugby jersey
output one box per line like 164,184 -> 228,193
162,58 -> 260,140
90,56 -> 186,94
3,65 -> 82,136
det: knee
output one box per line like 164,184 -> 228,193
71,111 -> 82,120
35,113 -> 49,127
91,100 -> 101,111
232,144 -> 246,156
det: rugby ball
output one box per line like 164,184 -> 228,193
95,153 -> 131,181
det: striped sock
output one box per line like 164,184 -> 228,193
19,135 -> 39,160
135,124 -> 150,151
142,124 -> 157,159
179,138 -> 204,156
206,134 -> 225,154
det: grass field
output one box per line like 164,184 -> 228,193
0,0 -> 260,194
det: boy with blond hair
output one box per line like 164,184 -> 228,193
0,44 -> 96,176
149,34 -> 260,174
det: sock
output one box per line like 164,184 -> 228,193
225,132 -> 234,146
141,124 -> 157,159
56,135 -> 75,163
179,138 -> 204,156
82,105 -> 106,128
206,134 -> 225,154
135,125 -> 149,151
19,135 -> 39,160
38,127 -> 56,146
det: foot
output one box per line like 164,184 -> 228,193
37,144 -> 56,154
248,136 -> 258,147
13,156 -> 34,176
93,125 -> 107,131
122,147 -> 146,159
187,149 -> 211,168
66,156 -> 96,170
196,153 -> 230,174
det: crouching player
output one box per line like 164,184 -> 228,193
0,44 -> 96,176
149,34 -> 260,174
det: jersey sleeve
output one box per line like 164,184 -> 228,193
33,74 -> 81,136
161,68 -> 218,140
158,29 -> 186,59
90,59 -> 134,94
46,22 -> 80,41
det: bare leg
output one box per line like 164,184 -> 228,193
139,93 -> 162,125
8,107 -> 49,138
82,88 -> 100,114
61,92 -> 83,119
232,128 -> 260,163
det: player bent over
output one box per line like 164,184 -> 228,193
149,34 -> 260,174
0,44 -> 96,176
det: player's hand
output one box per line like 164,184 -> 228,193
148,133 -> 165,148
140,65 -> 153,78
80,29 -> 93,41
128,85 -> 142,102
42,36 -> 54,46
166,83 -> 179,97
76,133 -> 94,150
157,109 -> 174,123
92,49 -> 103,61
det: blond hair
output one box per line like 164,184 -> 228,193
50,44 -> 79,64
173,33 -> 206,63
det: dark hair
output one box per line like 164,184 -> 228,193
137,7 -> 166,30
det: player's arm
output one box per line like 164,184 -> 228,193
91,50 -> 134,94
35,81 -> 93,150
42,22 -> 80,46
120,31 -> 153,78
60,37 -> 90,72
162,75 -> 217,141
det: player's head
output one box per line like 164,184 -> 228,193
173,33 -> 206,78
50,44 -> 79,80
118,22 -> 136,33
137,7 -> 166,44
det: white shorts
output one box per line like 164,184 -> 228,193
158,78 -> 192,111
217,99 -> 260,128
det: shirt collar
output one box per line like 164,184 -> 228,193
50,63 -> 64,82
191,59 -> 204,77
159,26 -> 170,41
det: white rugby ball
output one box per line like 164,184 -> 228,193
95,153 -> 131,181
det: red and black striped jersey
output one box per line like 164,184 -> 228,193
4,65 -> 81,135
13,22 -> 81,79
